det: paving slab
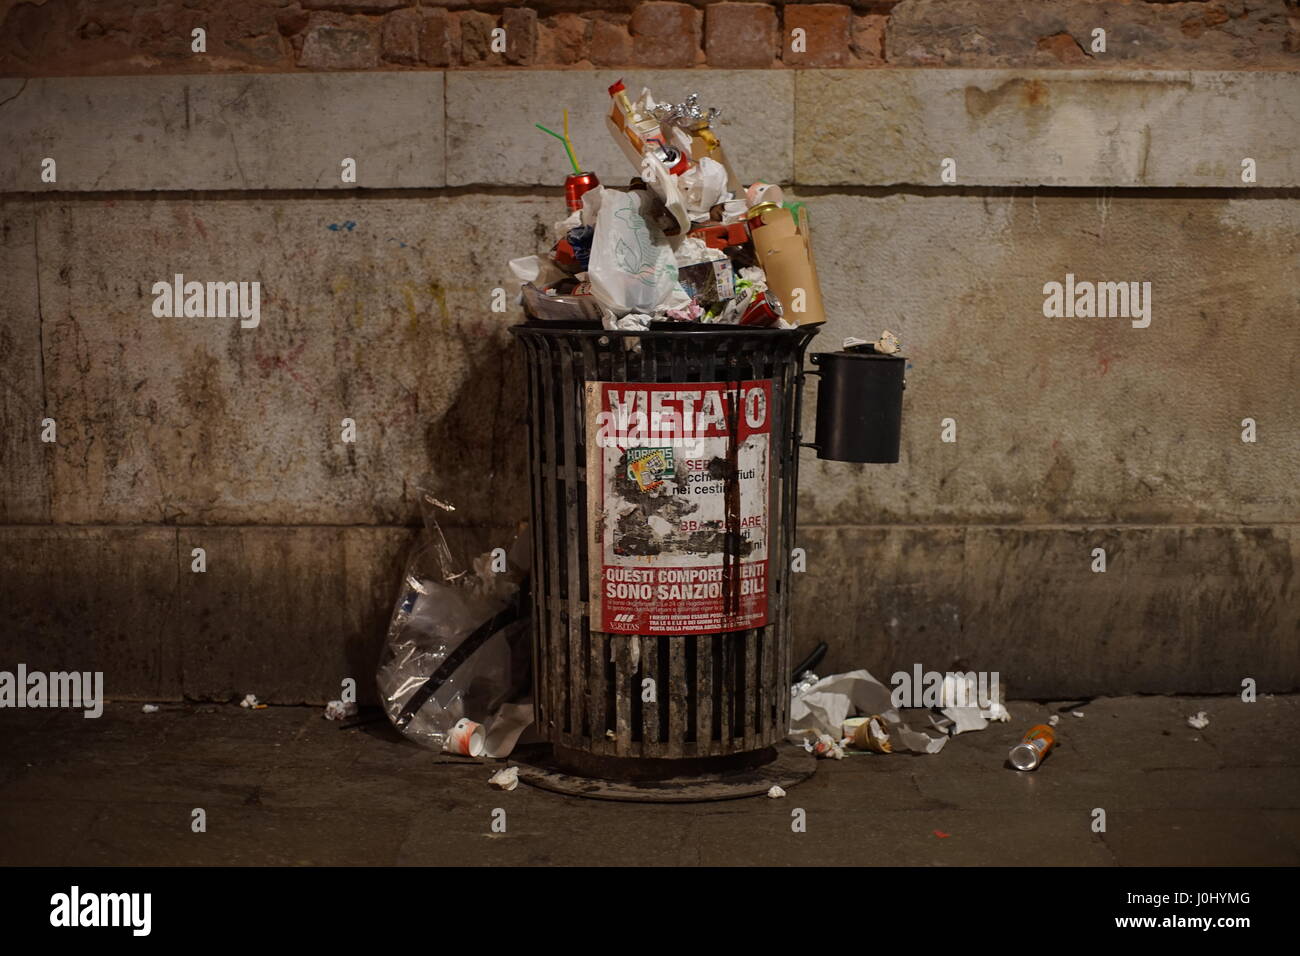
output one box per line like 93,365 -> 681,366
2,697 -> 1295,865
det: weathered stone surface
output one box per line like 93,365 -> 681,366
783,2 -> 852,67
419,7 -> 453,67
503,6 -> 538,65
445,69 -> 794,185
0,523 -> 413,703
851,12 -> 886,64
0,201 -> 48,522
790,525 -> 965,679
630,1 -> 703,68
459,10 -> 498,63
796,70 -> 1300,187
176,526 -> 411,703
380,7 -> 421,65
298,12 -> 380,70
2,523 -> 1293,701
801,191 -> 1300,525
888,0 -> 1300,70
588,17 -> 634,66
9,68 -> 1292,191
302,0 -> 406,11
16,189 -> 1298,528
0,526 -> 183,699
0,74 -> 445,191
538,12 -> 592,65
792,525 -> 1299,696
33,196 -> 542,525
961,525 -> 1299,696
705,2 -> 779,69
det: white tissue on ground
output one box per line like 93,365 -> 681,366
324,700 -> 358,721
489,766 -> 519,791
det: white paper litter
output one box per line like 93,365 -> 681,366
239,694 -> 258,709
324,700 -> 358,721
767,785 -> 786,799
508,254 -> 566,289
1186,711 -> 1210,730
602,310 -> 654,332
141,704 -> 159,714
812,732 -> 844,760
875,330 -> 901,354
678,156 -> 729,221
489,766 -> 519,791
483,701 -> 535,759
1071,711 -> 1085,719
789,669 -> 947,755
672,235 -> 726,267
937,673 -> 1010,734
1048,714 -> 1060,726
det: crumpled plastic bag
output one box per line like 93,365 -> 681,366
375,489 -> 535,757
586,187 -> 690,318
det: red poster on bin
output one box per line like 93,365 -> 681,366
585,379 -> 772,635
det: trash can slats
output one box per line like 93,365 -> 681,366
512,324 -> 815,767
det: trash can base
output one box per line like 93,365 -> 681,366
509,741 -> 816,803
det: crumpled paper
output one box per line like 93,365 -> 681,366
677,156 -> 729,221
937,673 -> 1010,735
790,669 -> 947,755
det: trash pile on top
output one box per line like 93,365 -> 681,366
509,80 -> 827,332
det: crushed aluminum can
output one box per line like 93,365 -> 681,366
1009,724 -> 1056,771
651,144 -> 691,176
740,291 -> 783,327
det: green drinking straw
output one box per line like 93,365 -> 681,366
535,110 -> 582,174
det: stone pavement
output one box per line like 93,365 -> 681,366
2,694 -> 1296,866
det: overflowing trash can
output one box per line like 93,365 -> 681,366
510,323 -> 818,793
496,77 -> 906,798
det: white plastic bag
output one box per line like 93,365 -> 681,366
586,188 -> 689,318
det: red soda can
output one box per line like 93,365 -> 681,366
740,291 -> 783,327
565,171 -> 600,212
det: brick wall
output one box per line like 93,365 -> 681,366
2,0 -> 1298,75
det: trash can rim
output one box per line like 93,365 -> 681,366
509,322 -> 820,342
812,350 -> 907,361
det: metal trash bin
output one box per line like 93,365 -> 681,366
509,322 -> 819,799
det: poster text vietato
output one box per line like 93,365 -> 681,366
586,380 -> 772,635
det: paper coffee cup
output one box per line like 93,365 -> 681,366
444,718 -> 485,757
